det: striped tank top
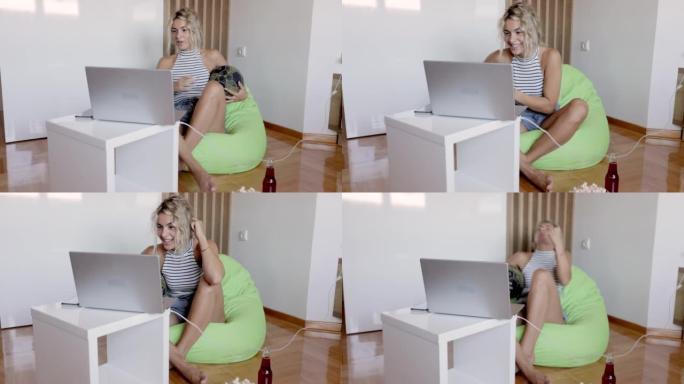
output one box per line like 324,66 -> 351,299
521,250 -> 558,294
171,49 -> 209,107
161,240 -> 202,298
511,48 -> 544,97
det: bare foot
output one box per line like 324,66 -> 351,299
179,160 -> 190,172
521,160 -> 553,192
170,348 -> 208,384
191,171 -> 216,192
520,364 -> 550,384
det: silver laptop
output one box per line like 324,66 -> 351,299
423,61 -> 521,120
85,66 -> 177,125
419,258 -> 523,319
69,251 -> 164,313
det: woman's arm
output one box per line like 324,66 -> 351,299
515,48 -> 562,114
191,218 -> 224,285
551,226 -> 572,285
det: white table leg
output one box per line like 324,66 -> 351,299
387,127 -> 447,192
33,318 -> 95,384
383,324 -> 442,384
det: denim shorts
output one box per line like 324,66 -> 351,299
520,108 -> 550,131
168,293 -> 195,321
175,97 -> 199,125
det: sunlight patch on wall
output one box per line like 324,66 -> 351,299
342,193 -> 383,205
390,193 -> 426,208
0,0 -> 36,12
342,0 -> 377,8
385,0 -> 421,11
44,0 -> 79,16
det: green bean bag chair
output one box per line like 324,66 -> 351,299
520,64 -> 610,170
169,254 -> 266,364
192,91 -> 267,174
516,266 -> 609,367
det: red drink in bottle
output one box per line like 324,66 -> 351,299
602,355 -> 616,384
262,160 -> 277,193
257,350 -> 273,384
604,154 -> 619,193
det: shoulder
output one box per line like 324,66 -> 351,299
141,245 -> 157,255
485,49 -> 512,64
507,251 -> 531,267
157,54 -> 175,70
540,47 -> 561,68
202,49 -> 226,68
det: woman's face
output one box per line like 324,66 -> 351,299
503,18 -> 525,57
534,222 -> 555,246
156,212 -> 178,251
171,19 -> 191,51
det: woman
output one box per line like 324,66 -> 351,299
157,8 -> 247,192
485,3 -> 588,192
508,220 -> 572,384
143,195 -> 225,384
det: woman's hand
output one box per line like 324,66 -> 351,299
225,82 -> 247,103
190,217 -> 208,246
550,225 -> 564,251
174,75 -> 193,92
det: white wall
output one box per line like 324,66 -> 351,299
228,0 -> 315,132
647,194 -> 684,330
229,193 -> 340,323
306,194 -> 343,323
342,0 -> 505,138
0,0 -> 163,143
571,0 -> 659,128
302,0 -> 343,136
572,194 -> 659,327
646,0 -> 684,131
0,193 -> 161,328
342,193 -> 507,333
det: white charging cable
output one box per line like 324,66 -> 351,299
169,309 -> 204,335
178,121 -> 205,138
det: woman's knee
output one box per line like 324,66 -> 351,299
530,269 -> 554,289
202,81 -> 225,100
567,98 -> 588,123
196,278 -> 222,296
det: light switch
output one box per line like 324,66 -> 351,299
580,40 -> 590,52
581,238 -> 591,250
237,46 -> 247,57
238,229 -> 248,241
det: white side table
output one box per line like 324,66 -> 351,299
382,307 -> 515,384
47,115 -> 178,192
385,111 -> 519,192
31,303 -> 169,384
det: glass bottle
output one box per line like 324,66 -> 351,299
602,354 -> 616,384
262,159 -> 277,193
604,153 -> 619,193
257,349 -> 273,384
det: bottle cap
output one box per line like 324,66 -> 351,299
607,153 -> 617,163
262,347 -> 271,358
266,159 -> 274,167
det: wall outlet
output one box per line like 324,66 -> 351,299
580,40 -> 590,52
581,238 -> 591,250
238,229 -> 248,241
237,46 -> 247,57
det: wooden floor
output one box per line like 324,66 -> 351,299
1,315 -> 682,383
2,118 -> 684,192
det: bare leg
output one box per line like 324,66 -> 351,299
516,343 -> 550,384
520,269 -> 565,364
520,98 -> 588,191
179,81 -> 228,191
168,279 -> 225,384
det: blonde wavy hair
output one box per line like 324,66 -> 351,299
499,3 -> 543,57
152,194 -> 193,255
169,7 -> 203,53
